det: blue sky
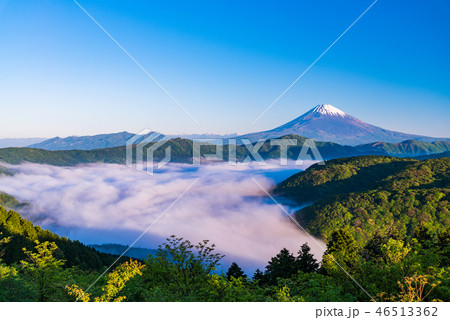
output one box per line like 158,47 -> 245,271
1,0 -> 449,138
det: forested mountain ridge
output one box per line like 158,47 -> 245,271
0,146 -> 129,166
0,136 -> 354,166
1,136 -> 449,167
0,193 -> 27,210
355,140 -> 450,157
275,156 -> 449,202
276,156 -> 450,244
0,205 -> 126,270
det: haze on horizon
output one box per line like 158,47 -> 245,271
1,0 -> 449,139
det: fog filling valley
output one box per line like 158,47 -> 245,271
0,161 -> 324,272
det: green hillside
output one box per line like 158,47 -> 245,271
0,165 -> 13,176
256,134 -> 359,159
0,205 -> 126,270
275,156 -> 449,202
355,140 -> 450,157
0,146 -> 127,166
0,193 -> 27,210
276,156 -> 450,243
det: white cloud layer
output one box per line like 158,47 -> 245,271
0,161 -> 324,271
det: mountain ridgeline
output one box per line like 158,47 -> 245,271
1,104 -> 444,153
27,131 -> 138,151
0,135 -> 449,167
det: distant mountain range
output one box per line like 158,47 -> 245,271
5,103 -> 446,151
238,104 -> 448,146
0,136 -> 351,166
28,131 -> 138,150
25,132 -> 237,151
167,133 -> 238,140
0,135 -> 449,167
0,103 -> 448,159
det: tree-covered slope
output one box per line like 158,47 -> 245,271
0,146 -> 127,166
255,134 -> 360,160
0,193 -> 27,210
276,156 -> 450,243
300,187 -> 449,243
0,205 -> 125,270
0,164 -> 13,175
355,140 -> 450,157
276,156 -> 448,202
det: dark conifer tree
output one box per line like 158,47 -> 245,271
264,248 -> 296,285
226,262 -> 246,280
325,229 -> 359,272
296,243 -> 319,273
227,262 -> 247,280
252,268 -> 264,282
363,231 -> 384,261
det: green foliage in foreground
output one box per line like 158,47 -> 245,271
1,224 -> 448,302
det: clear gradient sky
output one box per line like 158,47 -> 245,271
1,0 -> 449,139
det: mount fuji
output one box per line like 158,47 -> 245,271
238,104 -> 447,146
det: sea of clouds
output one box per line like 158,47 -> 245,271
0,160 -> 324,272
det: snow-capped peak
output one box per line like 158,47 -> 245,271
311,104 -> 347,117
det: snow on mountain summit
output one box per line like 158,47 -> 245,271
311,104 -> 347,117
237,103 -> 445,145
